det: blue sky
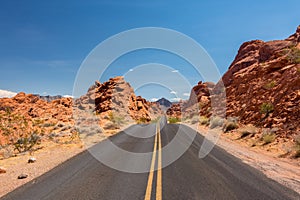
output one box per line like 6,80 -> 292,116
0,0 -> 299,101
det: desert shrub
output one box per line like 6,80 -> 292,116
286,47 -> 300,64
294,135 -> 300,158
209,116 -> 224,129
14,133 -> 41,153
0,109 -> 45,154
190,115 -> 199,124
262,130 -> 276,145
239,124 -> 257,138
108,112 -> 124,126
136,117 -> 149,124
168,117 -> 180,124
199,116 -> 209,126
223,121 -> 238,133
263,81 -> 276,89
260,103 -> 274,117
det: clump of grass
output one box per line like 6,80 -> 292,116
190,115 -> 199,124
108,111 -> 125,127
136,117 -> 149,124
199,116 -> 209,126
261,129 -> 276,145
209,116 -> 224,129
293,135 -> 300,158
168,117 -> 181,124
263,80 -> 277,89
286,47 -> 300,64
239,124 -> 257,138
260,103 -> 274,118
223,121 -> 238,133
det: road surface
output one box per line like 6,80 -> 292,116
2,122 -> 299,200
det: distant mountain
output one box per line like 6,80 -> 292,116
156,98 -> 172,108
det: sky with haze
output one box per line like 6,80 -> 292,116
0,0 -> 299,101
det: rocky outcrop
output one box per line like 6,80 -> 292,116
0,93 -> 74,150
168,26 -> 300,138
75,76 -> 162,125
167,81 -> 215,118
223,26 -> 300,136
0,92 -> 72,123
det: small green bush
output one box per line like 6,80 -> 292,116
294,135 -> 300,158
209,116 -> 224,129
136,117 -> 149,124
108,111 -> 124,126
14,133 -> 41,153
199,116 -> 209,126
260,103 -> 274,116
262,132 -> 276,145
286,47 -> 300,64
168,117 -> 180,124
223,121 -> 238,133
264,81 -> 276,89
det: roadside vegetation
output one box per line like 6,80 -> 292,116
0,109 -> 45,155
293,135 -> 300,158
136,117 -> 149,124
222,117 -> 239,133
168,117 -> 181,124
106,111 -> 125,129
263,80 -> 277,90
209,116 -> 224,129
238,124 -> 257,138
260,102 -> 274,118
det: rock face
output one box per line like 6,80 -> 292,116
223,26 -> 300,136
166,81 -> 215,118
75,76 -> 162,126
0,92 -> 74,148
168,25 -> 300,138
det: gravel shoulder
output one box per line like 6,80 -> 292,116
186,123 -> 300,194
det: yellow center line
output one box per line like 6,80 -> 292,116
156,122 -> 162,200
144,124 -> 158,200
144,122 -> 163,200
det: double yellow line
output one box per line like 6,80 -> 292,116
144,122 -> 162,200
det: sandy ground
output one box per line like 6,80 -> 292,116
187,123 -> 300,194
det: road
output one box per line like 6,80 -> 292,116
1,121 -> 299,200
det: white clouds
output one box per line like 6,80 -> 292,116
171,97 -> 181,102
171,70 -> 179,73
0,89 -> 17,98
129,69 -> 134,72
63,95 -> 74,98
170,91 -> 177,95
150,98 -> 159,102
183,93 -> 190,97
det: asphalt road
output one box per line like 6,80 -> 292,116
2,122 -> 299,200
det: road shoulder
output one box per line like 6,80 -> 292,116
184,123 -> 300,194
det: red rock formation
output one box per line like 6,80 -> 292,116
75,76 -> 162,123
168,25 -> 300,137
223,26 -> 300,136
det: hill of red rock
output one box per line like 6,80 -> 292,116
75,76 -> 162,126
0,76 -> 162,153
168,25 -> 300,138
